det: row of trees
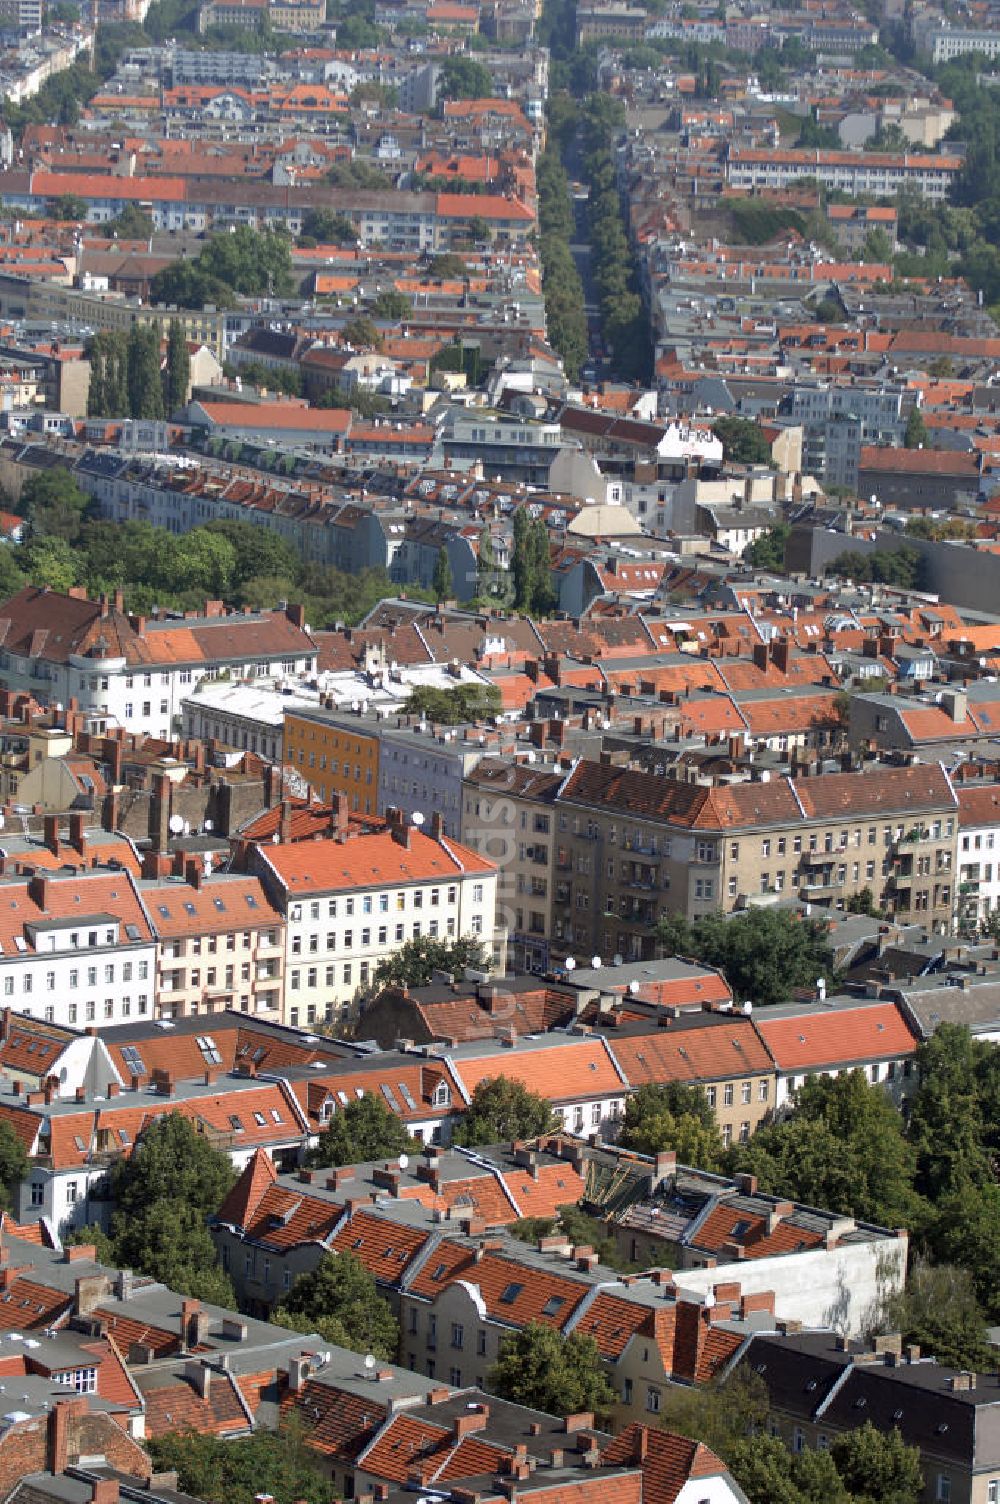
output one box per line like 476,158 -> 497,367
537,142 -> 588,382
88,322 -> 189,419
580,94 -> 653,384
825,546 -> 926,590
511,505 -> 555,615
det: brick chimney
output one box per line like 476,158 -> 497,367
43,814 -> 60,857
151,772 -> 172,855
68,812 -> 87,856
279,798 -> 293,844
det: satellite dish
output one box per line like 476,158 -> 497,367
364,1353 -> 376,1371
628,979 -> 640,995
743,1000 -> 753,1014
412,811 -> 425,826
591,956 -> 601,969
398,1153 -> 409,1170
564,957 -> 576,971
168,813 -> 184,834
204,818 -> 213,832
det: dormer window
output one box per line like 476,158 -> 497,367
433,1082 -> 450,1108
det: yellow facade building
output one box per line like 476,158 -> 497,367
283,708 -> 380,814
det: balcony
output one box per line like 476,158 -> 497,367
801,848 -> 836,866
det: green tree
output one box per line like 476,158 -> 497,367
438,55 -> 493,101
326,160 -> 394,190
17,467 -> 90,541
107,202 -> 153,239
52,193 -> 88,220
744,524 -> 789,571
727,1435 -> 842,1504
163,529 -> 238,599
489,1322 -> 615,1417
830,1423 -> 922,1504
661,1368 -> 771,1460
307,1091 -> 418,1169
428,253 -> 468,279
402,683 -> 501,724
452,1076 -> 557,1147
655,908 -> 833,1008
0,546 -> 25,601
477,524 -> 497,595
21,536 -> 78,591
527,517 -> 553,614
127,324 -> 165,419
727,1071 -> 923,1229
148,1423 -> 334,1504
511,505 -> 532,611
372,289 -> 411,320
372,934 -> 490,986
904,406 -> 929,448
618,1082 -> 724,1170
101,1114 -> 236,1301
164,319 -> 190,412
342,316 -> 382,350
203,519 -> 299,590
432,545 -> 453,605
274,1250 -> 398,1358
299,208 -> 357,246
873,1257 -> 994,1371
0,1119 -> 28,1212
906,1023 -> 995,1201
711,416 -> 772,465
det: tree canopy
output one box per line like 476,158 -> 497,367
452,1076 -> 557,1147
618,1081 -> 724,1170
712,415 -> 773,465
148,1421 -> 334,1504
149,228 -> 294,310
655,908 -> 834,1007
274,1250 -> 398,1358
98,1115 -> 236,1303
402,683 -> 501,725
726,1070 -> 922,1229
372,935 -> 490,987
0,1120 -> 28,1213
489,1322 -> 615,1417
306,1091 -> 418,1169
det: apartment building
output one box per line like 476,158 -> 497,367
250,812 -> 498,1023
0,586 -> 317,740
956,784 -> 1000,933
139,866 -> 285,1021
9,1068 -> 308,1232
725,146 -> 961,201
461,758 -> 562,972
284,707 -> 490,836
731,1329 -> 1000,1504
752,995 -> 922,1110
541,761 -> 959,963
598,1011 -> 776,1149
0,867 -> 156,1030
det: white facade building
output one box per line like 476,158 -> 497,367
251,817 -> 498,1024
0,869 -> 157,1030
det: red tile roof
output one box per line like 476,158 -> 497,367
601,1427 -> 724,1504
611,1019 -> 772,1088
259,828 -> 494,892
754,1002 -> 919,1071
451,1039 -> 625,1107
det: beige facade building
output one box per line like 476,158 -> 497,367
540,760 -> 958,963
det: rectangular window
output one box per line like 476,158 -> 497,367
723,1083 -> 734,1106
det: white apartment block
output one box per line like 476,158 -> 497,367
0,586 -> 317,741
251,816 -> 498,1024
0,869 -> 156,1029
725,146 -> 961,201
